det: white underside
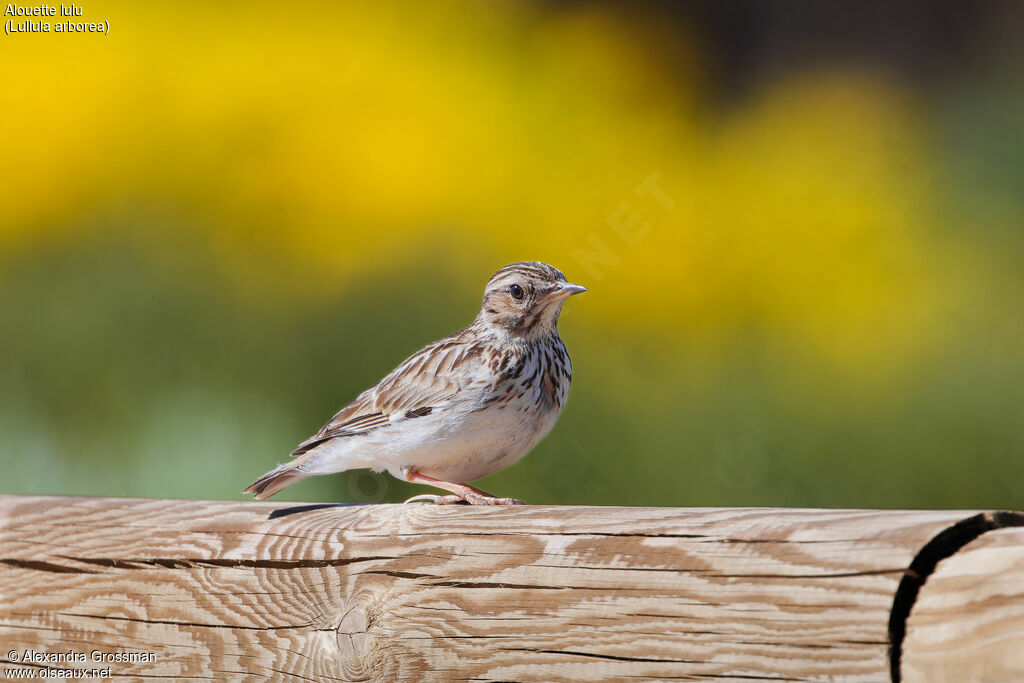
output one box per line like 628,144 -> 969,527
297,389 -> 564,484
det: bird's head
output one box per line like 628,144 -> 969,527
477,261 -> 587,340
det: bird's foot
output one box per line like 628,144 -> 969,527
400,468 -> 525,505
402,493 -> 524,506
403,494 -> 468,505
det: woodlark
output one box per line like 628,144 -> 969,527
243,261 -> 586,505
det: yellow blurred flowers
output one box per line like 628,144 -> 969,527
1,1 -> 953,380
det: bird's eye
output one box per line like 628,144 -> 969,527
509,284 -> 524,300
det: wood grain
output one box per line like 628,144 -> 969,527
0,496 -> 1018,681
901,526 -> 1024,683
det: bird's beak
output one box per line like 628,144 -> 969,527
542,281 -> 588,303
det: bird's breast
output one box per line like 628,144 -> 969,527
367,337 -> 573,483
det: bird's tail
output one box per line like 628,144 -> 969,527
242,459 -> 311,500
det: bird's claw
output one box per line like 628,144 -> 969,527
402,493 -> 524,506
402,494 -> 466,505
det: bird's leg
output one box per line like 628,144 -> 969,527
401,468 -> 524,506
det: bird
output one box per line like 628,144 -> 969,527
242,261 -> 586,505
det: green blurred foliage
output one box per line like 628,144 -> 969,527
1,1 -> 1023,508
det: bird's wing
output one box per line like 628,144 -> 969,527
290,332 -> 485,456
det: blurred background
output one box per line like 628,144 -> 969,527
2,1 -> 1022,508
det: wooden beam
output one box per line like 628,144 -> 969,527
0,496 -> 1021,681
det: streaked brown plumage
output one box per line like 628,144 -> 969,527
242,261 -> 586,505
